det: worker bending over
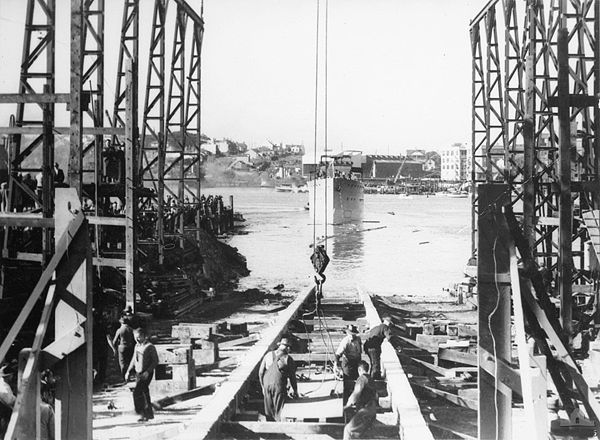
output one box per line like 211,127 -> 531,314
343,360 -> 378,440
362,316 -> 392,380
259,337 -> 299,421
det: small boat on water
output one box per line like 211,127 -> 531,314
308,151 -> 365,225
276,183 -> 309,193
446,191 -> 469,198
275,183 -> 293,192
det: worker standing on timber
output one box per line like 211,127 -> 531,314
125,328 -> 159,422
112,316 -> 135,380
336,325 -> 362,403
259,337 -> 299,421
343,360 -> 378,440
363,316 -> 392,380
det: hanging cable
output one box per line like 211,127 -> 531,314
323,0 -> 329,251
489,211 -> 501,440
312,0 -> 320,252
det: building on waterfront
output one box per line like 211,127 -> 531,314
363,155 -> 427,180
440,143 -> 470,182
406,149 -> 427,162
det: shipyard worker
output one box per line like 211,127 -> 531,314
260,337 -> 299,421
363,316 -> 393,380
0,363 -> 16,437
125,327 -> 159,422
40,379 -> 55,440
343,360 -> 378,440
0,182 -> 8,212
53,163 -> 64,186
336,325 -> 362,403
112,316 -> 136,379
92,310 -> 111,387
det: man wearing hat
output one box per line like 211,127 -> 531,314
363,316 -> 393,380
259,337 -> 299,421
335,325 -> 362,403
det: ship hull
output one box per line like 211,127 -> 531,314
308,177 -> 364,225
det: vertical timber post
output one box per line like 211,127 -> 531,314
523,5 -> 535,253
557,27 -> 573,347
478,183 -> 512,440
229,195 -> 234,229
54,189 -> 93,439
125,59 -> 138,311
42,84 -> 54,264
68,0 -> 83,195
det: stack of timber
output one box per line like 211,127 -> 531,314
370,293 -> 478,439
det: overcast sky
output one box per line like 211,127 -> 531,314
0,0 -> 483,155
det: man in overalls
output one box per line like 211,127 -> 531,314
335,325 -> 362,403
343,360 -> 378,439
260,337 -> 299,421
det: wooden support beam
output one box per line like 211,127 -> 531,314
477,184 -> 512,440
428,422 -> 477,440
357,286 -> 434,440
410,358 -> 450,377
87,216 -> 126,226
68,0 -> 83,195
478,346 -> 521,397
41,324 -> 86,368
0,93 -> 70,103
411,382 -> 477,411
219,334 -> 260,348
0,126 -> 125,135
153,382 -> 221,409
509,241 -> 546,439
221,421 -> 344,436
520,277 -> 600,425
92,257 -> 126,268
0,213 -> 54,228
6,286 -> 56,439
124,58 -> 138,310
557,28 -> 573,349
0,212 -> 84,364
438,348 -> 477,367
53,188 -> 93,440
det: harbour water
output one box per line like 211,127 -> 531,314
214,187 -> 471,298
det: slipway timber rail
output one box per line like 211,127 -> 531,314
175,286 -> 317,440
358,287 -> 434,440
173,287 -> 433,440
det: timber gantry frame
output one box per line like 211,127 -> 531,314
0,0 -> 206,308
0,2 -> 205,438
471,0 -> 600,438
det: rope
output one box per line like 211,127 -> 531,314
311,0 -> 320,251
323,0 -> 329,251
489,212 -> 501,440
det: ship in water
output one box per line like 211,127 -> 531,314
308,151 -> 365,224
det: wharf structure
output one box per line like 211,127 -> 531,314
470,0 -> 600,438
